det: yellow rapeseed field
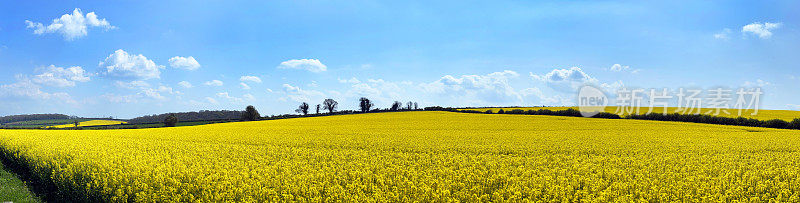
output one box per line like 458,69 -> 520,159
1,111 -> 800,201
49,120 -> 127,128
468,107 -> 800,121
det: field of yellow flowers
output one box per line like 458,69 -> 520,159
1,111 -> 800,201
48,120 -> 127,128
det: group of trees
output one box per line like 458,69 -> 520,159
296,99 -> 339,115
627,113 -> 800,129
297,98 -> 418,115
161,105 -> 261,127
130,110 -> 245,124
389,101 -> 418,111
0,114 -> 71,124
454,107 -> 800,130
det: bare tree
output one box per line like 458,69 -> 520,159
316,104 -> 320,114
391,101 -> 402,111
407,101 -> 413,110
295,102 -> 310,115
413,102 -> 418,110
323,99 -> 338,113
359,97 -> 374,113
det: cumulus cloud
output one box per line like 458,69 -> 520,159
243,94 -> 255,101
31,65 -> 90,87
204,80 -> 223,86
277,59 -> 327,73
0,77 -> 73,102
714,28 -> 732,40
142,85 -> 180,100
531,67 -> 598,92
24,8 -> 115,40
609,64 -> 629,72
240,76 -> 261,83
743,79 -> 771,87
608,64 -> 639,74
114,80 -> 150,90
282,84 -> 325,103
178,81 -> 192,88
108,81 -> 178,101
338,77 -> 360,84
419,70 -> 523,106
168,56 -> 200,70
216,92 -> 254,103
240,83 -> 251,90
742,22 -> 782,39
100,49 -> 164,80
205,97 -> 218,104
101,93 -> 138,103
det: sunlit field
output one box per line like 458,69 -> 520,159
48,120 -> 127,128
467,107 -> 800,121
1,111 -> 800,201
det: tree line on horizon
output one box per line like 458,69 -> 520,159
159,97 -> 422,127
293,98 -> 419,116
0,114 -> 73,124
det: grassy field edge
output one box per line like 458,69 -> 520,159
0,154 -> 42,203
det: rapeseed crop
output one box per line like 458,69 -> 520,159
1,111 -> 799,201
48,120 -> 126,128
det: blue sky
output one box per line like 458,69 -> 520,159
0,0 -> 798,118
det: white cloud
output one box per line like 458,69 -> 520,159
205,97 -> 218,104
0,78 -> 73,102
24,8 -> 115,40
282,84 -> 325,103
240,82 -> 251,90
101,93 -> 138,103
277,59 -> 327,73
419,70 -> 523,106
31,65 -> 90,87
142,89 -> 165,100
531,67 -> 598,92
216,92 -> 254,103
243,94 -> 255,101
100,49 -> 164,80
742,22 -> 782,39
519,87 -> 572,105
178,81 -> 193,88
599,80 -> 625,93
141,85 -> 178,100
609,64 -> 629,72
240,75 -> 262,83
168,56 -> 200,70
743,79 -> 771,87
204,80 -> 223,86
607,64 -> 639,74
109,82 -> 178,101
714,28 -> 732,40
114,80 -> 150,90
338,77 -> 360,84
